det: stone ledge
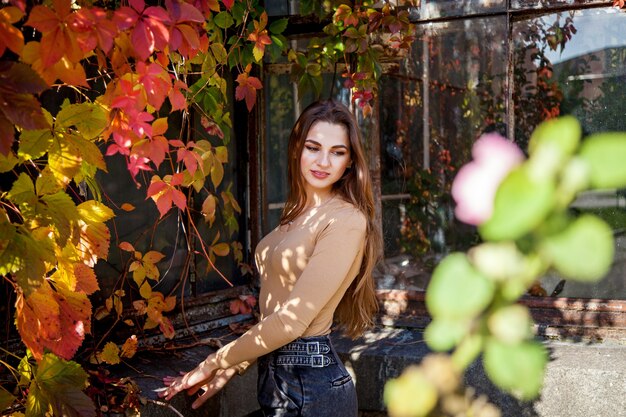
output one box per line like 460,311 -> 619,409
132,327 -> 626,417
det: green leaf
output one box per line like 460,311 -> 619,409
528,115 -> 581,158
270,18 -> 288,34
36,169 -> 63,196
210,43 -> 228,64
230,1 -> 246,25
41,191 -> 79,245
6,232 -> 55,293
18,128 -> 54,160
579,132 -> 626,189
480,167 -> 555,241
0,151 -> 18,172
424,318 -> 469,352
214,11 -> 234,29
66,133 -> 106,171
8,173 -> 36,205
487,304 -> 533,344
0,385 -> 16,411
426,253 -> 495,320
484,339 -> 548,400
384,367 -> 438,417
29,353 -> 96,417
541,215 -> 614,282
0,211 -> 15,261
55,102 -> 107,140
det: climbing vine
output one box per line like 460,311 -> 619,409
0,0 -> 416,415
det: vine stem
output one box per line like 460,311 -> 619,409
186,208 -> 234,287
144,399 -> 184,417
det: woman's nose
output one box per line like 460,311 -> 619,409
316,152 -> 330,167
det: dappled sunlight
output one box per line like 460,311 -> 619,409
347,328 -> 412,361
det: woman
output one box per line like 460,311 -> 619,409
160,99 -> 382,416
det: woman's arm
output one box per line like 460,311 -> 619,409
213,209 -> 367,369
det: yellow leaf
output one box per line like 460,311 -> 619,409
129,260 -> 141,271
143,262 -> 159,280
114,295 -> 123,317
99,342 -> 120,365
144,317 -> 159,330
132,266 -> 146,286
139,282 -> 152,299
123,319 -> 134,326
211,159 -> 224,188
212,242 -> 230,257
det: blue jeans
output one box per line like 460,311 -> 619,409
256,335 -> 358,417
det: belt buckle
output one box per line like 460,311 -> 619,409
311,354 -> 324,367
306,341 -> 320,355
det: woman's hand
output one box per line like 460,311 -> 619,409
186,367 -> 237,409
159,353 -> 232,407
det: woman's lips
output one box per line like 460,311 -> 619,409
311,170 -> 330,179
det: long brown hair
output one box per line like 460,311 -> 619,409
280,99 -> 382,338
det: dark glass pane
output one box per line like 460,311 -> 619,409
513,8 -> 626,299
512,0 -> 606,11
262,74 -> 348,234
411,0 -> 505,20
265,0 -> 290,16
378,16 -> 506,286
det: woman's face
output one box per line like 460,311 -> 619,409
300,121 -> 352,198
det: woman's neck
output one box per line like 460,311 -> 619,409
305,191 -> 335,208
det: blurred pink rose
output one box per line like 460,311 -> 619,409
451,133 -> 525,225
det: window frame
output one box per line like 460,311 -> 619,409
255,1 -> 626,340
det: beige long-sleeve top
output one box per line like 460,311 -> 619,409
214,197 -> 367,370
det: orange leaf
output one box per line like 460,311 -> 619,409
119,241 -> 135,252
0,7 -> 25,55
164,295 -> 176,312
120,203 -> 136,211
15,285 -> 61,360
143,250 -> 165,264
120,335 -> 138,358
73,263 -> 100,295
159,316 -> 175,339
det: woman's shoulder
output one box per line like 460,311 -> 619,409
325,198 -> 367,230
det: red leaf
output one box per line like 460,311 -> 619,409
136,62 -> 170,109
48,286 -> 92,359
166,0 -> 204,22
235,72 -> 262,111
168,80 -> 188,111
147,179 -> 167,200
229,299 -> 242,314
221,0 -> 234,10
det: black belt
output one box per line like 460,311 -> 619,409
273,340 -> 336,368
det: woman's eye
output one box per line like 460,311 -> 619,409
332,151 -> 346,156
305,145 -> 319,152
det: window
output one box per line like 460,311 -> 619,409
260,2 -> 626,337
